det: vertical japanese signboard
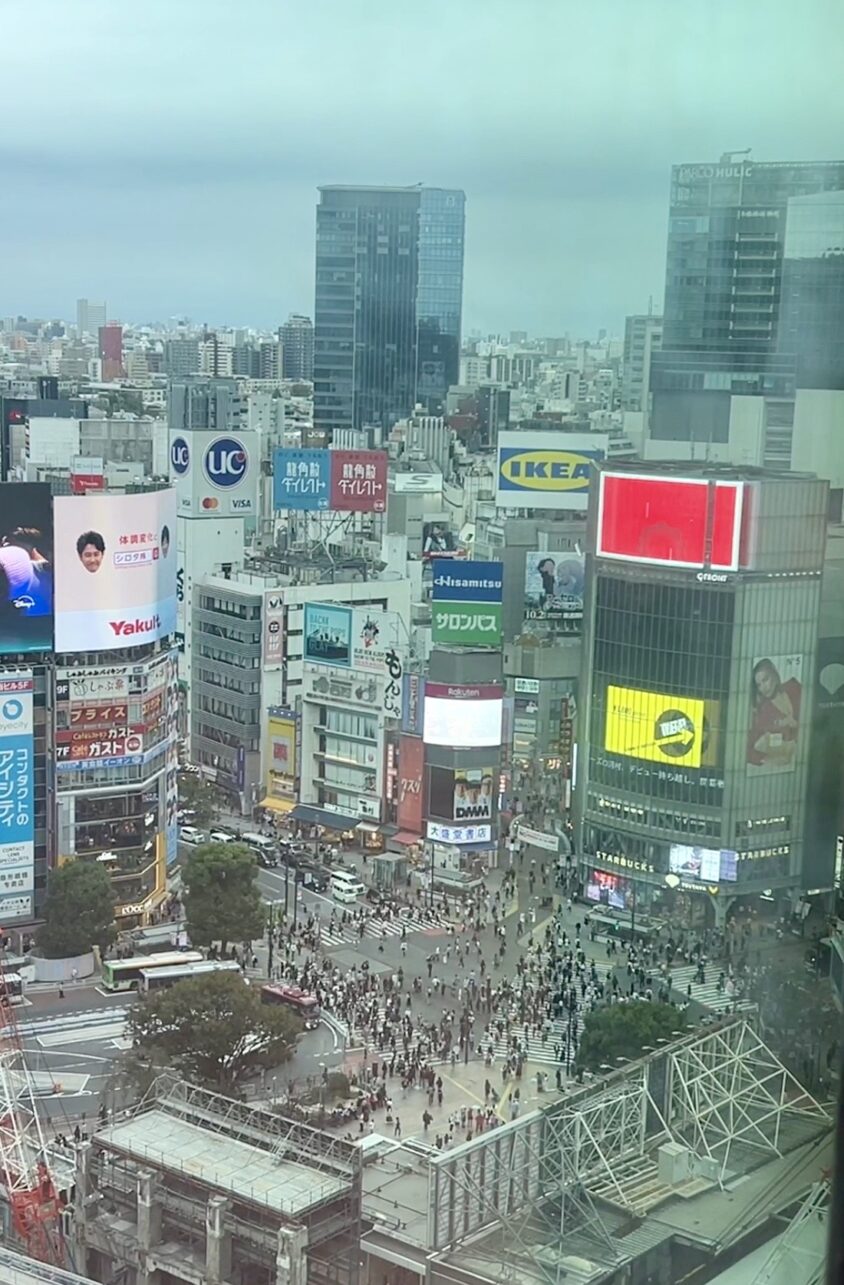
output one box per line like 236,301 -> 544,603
0,671 -> 34,919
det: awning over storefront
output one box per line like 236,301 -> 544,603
259,796 -> 295,814
290,804 -> 359,832
389,830 -> 423,846
356,821 -> 381,835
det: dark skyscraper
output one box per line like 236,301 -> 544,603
313,184 -> 465,445
650,158 -> 844,446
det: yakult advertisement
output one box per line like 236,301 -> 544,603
54,491 -> 178,653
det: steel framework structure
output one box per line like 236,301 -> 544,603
426,1019 -> 830,1285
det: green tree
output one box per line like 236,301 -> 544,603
177,772 -> 220,828
183,843 -> 265,952
36,860 -> 116,959
126,970 -> 300,1094
576,1003 -> 689,1073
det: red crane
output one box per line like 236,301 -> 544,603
0,952 -> 66,1265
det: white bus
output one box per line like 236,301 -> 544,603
138,959 -> 243,995
101,950 -> 205,992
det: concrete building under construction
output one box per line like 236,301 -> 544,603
72,1076 -> 362,1285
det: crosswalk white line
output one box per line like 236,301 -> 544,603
667,963 -> 755,1013
319,912 -> 447,948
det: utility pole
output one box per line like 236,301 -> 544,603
266,902 -> 275,978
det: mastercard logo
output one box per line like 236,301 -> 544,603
201,497 -> 219,510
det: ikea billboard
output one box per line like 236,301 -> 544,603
495,432 -> 607,512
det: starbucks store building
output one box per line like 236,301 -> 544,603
574,464 -> 829,927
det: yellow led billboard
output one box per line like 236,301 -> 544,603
605,686 -> 705,767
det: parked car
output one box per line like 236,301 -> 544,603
179,825 -> 205,845
208,829 -> 237,844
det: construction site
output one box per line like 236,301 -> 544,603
361,1017 -> 833,1285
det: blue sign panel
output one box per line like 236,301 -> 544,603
0,672 -> 35,912
432,560 -> 504,603
273,449 -> 330,511
303,602 -> 352,667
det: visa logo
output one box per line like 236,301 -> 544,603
498,448 -> 600,491
231,498 -> 253,509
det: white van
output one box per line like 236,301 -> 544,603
241,832 -> 275,853
331,869 -> 366,904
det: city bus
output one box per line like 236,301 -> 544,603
138,959 -> 243,995
101,950 -> 205,992
260,983 -> 321,1029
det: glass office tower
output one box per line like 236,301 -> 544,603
313,185 -> 465,445
650,158 -> 844,444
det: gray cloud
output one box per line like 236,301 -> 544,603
4,0 -> 843,334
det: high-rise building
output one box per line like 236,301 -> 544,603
280,314 -> 314,381
575,461 -> 829,927
621,314 -> 662,411
163,336 -> 200,377
650,157 -> 844,447
98,322 -> 124,381
777,189 -> 844,390
313,184 -> 465,445
76,297 -> 106,337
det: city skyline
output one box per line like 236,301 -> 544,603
4,0 -> 842,335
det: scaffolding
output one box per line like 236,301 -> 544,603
423,1019 -> 831,1285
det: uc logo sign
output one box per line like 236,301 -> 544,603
204,436 -> 248,489
170,436 -> 190,476
1,699 -> 23,722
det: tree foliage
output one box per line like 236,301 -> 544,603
126,970 -> 300,1094
177,772 -> 220,827
36,860 -> 116,959
183,843 -> 265,950
576,1003 -> 689,1073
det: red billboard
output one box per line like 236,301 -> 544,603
329,450 -> 387,513
597,473 -> 744,570
397,735 -> 424,835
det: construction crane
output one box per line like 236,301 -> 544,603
0,946 -> 66,1266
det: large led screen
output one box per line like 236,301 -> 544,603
597,473 -> 743,570
0,483 -> 54,654
604,685 -> 705,767
54,491 -> 177,652
423,683 -> 503,748
669,845 -> 738,883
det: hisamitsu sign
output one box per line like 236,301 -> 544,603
432,603 -> 502,646
431,558 -> 504,646
432,560 -> 503,603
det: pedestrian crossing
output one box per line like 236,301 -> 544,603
318,910 -> 449,949
667,963 -> 755,1014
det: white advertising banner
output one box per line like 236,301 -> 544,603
54,491 -> 177,652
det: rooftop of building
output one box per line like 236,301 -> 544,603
595,457 -> 821,483
0,1245 -> 97,1285
93,1078 -> 360,1221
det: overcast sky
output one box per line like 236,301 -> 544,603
4,0 -> 842,337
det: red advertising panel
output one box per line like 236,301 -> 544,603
397,734 -> 424,835
329,450 -> 387,513
597,474 -> 743,570
71,474 -> 106,495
